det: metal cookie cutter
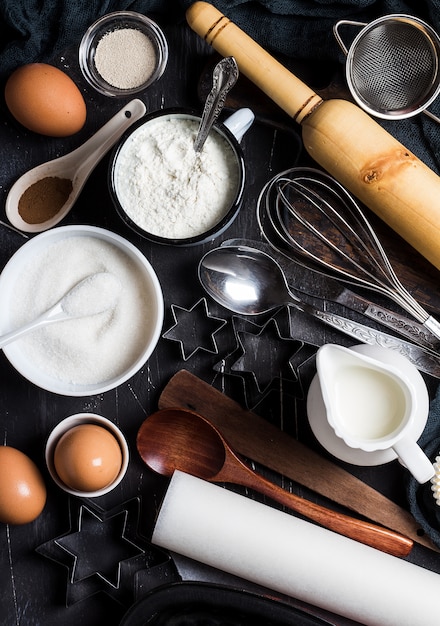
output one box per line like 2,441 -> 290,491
162,297 -> 227,360
36,497 -> 172,607
214,308 -> 315,409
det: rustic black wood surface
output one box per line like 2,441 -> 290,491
2,18 -> 440,626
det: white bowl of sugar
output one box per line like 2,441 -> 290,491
0,225 -> 164,396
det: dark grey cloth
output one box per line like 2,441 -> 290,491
2,1 -> 437,75
0,1 -> 180,81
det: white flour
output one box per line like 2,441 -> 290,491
114,117 -> 240,239
9,237 -> 154,385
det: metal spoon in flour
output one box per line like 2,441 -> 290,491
0,272 -> 121,348
194,56 -> 239,152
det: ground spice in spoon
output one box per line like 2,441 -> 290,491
18,176 -> 73,224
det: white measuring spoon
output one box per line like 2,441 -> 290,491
5,98 -> 146,233
0,272 -> 121,348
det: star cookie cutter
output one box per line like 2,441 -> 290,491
36,497 -> 177,607
214,307 -> 317,410
162,297 -> 227,360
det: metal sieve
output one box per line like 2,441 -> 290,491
333,14 -> 440,123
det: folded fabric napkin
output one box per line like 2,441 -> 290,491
2,0 -> 440,173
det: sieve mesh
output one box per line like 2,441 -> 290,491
348,21 -> 439,115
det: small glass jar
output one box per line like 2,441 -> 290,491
79,11 -> 168,97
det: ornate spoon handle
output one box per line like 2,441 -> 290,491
303,302 -> 440,378
194,56 -> 239,152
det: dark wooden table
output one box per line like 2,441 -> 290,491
2,17 -> 440,626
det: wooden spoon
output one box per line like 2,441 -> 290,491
137,407 -> 413,557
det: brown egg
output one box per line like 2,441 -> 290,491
5,63 -> 87,137
54,424 -> 122,492
0,446 -> 47,524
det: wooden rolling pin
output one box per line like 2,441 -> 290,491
187,2 -> 440,272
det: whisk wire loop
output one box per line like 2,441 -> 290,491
276,176 -> 423,317
275,186 -> 380,287
276,179 -> 388,282
257,168 -> 437,332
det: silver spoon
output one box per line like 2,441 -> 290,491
5,99 -> 146,234
198,245 -> 440,376
194,56 -> 239,152
0,272 -> 121,348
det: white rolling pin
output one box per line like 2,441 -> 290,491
152,471 -> 439,626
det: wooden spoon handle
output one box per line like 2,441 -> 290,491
219,459 -> 413,558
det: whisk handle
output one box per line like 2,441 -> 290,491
424,315 -> 440,341
300,303 -> 440,377
334,291 -> 439,352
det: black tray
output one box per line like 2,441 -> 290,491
120,581 -> 331,626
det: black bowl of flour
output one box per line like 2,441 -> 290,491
108,107 -> 251,246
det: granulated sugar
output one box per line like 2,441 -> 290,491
9,237 -> 153,385
114,117 -> 240,239
61,272 -> 122,318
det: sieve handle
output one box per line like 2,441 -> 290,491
423,109 -> 440,126
333,20 -> 367,56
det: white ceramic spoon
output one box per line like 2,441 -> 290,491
5,98 -> 146,233
0,272 -> 121,348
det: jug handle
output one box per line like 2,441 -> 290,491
393,437 -> 435,484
